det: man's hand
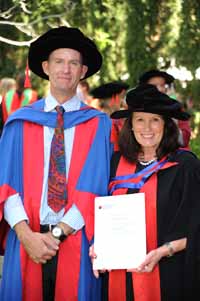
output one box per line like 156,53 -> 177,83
14,221 -> 59,264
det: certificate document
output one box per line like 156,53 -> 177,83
93,193 -> 146,270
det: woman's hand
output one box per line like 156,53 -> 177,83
128,238 -> 186,273
127,247 -> 163,273
89,244 -> 106,278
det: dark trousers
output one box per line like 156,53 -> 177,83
40,225 -> 58,301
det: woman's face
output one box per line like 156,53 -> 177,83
132,112 -> 164,151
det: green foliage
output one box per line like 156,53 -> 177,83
190,138 -> 200,159
126,0 -> 180,86
0,0 -> 128,92
176,80 -> 200,107
1,0 -> 200,103
69,0 -> 128,86
126,0 -> 155,86
189,110 -> 200,158
176,1 -> 200,73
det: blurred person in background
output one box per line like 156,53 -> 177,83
1,72 -> 38,123
77,79 -> 93,105
139,69 -> 191,148
0,77 -> 16,136
91,81 -> 129,148
90,81 -> 129,113
0,77 -> 16,102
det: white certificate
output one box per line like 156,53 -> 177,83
93,193 -> 146,270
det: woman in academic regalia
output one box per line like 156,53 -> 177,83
92,83 -> 200,301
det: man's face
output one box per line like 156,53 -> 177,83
147,76 -> 167,93
42,48 -> 88,97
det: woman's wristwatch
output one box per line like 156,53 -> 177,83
164,242 -> 174,257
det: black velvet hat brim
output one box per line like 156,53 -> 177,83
28,33 -> 102,80
111,84 -> 191,121
111,107 -> 190,120
91,81 -> 129,99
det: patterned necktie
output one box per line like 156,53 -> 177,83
48,106 -> 67,212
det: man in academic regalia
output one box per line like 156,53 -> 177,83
0,26 -> 113,301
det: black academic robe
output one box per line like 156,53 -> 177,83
102,150 -> 200,301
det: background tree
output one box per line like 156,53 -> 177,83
126,0 -> 180,86
69,0 -> 127,87
0,0 -> 76,95
175,1 -> 200,106
0,0 -> 200,102
0,0 -> 128,93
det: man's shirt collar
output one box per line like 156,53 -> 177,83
45,93 -> 81,112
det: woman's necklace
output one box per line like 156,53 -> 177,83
138,158 -> 157,166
